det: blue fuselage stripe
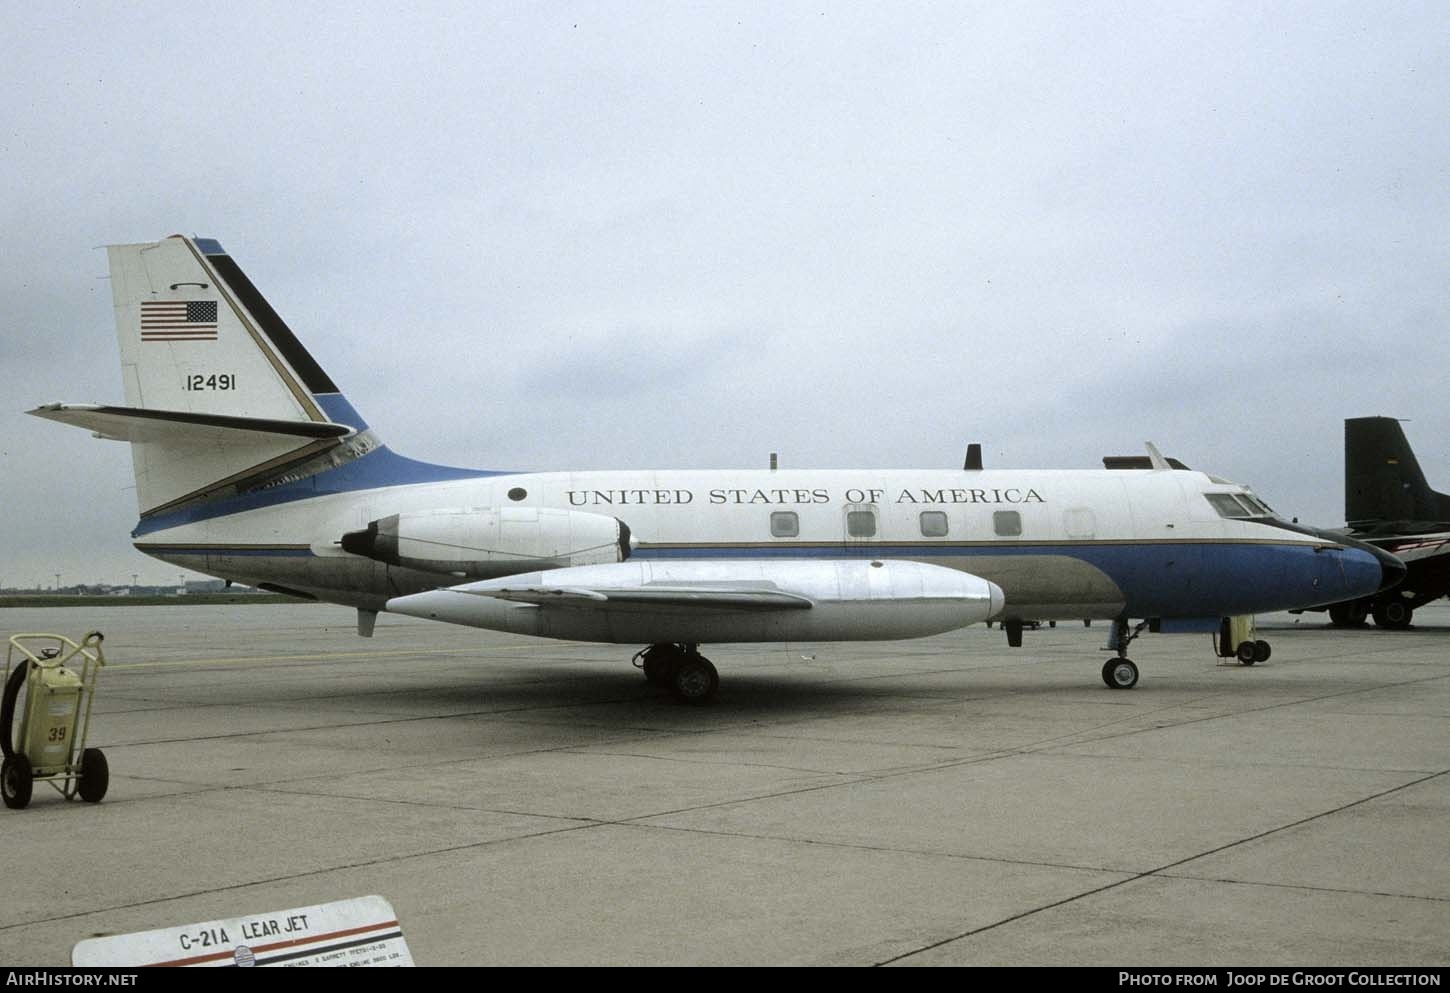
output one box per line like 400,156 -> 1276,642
638,541 -> 1376,615
131,446 -> 504,537
140,538 -> 1381,618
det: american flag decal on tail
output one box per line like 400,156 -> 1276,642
140,300 -> 218,342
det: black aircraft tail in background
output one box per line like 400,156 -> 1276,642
1316,417 -> 1450,629
1346,417 -> 1450,536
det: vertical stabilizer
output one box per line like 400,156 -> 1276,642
110,236 -> 333,422
1345,417 -> 1450,528
103,236 -> 361,516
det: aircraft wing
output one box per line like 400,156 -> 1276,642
466,584 -> 814,611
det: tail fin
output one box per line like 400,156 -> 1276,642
1345,417 -> 1450,529
112,236 -> 343,423
31,235 -> 376,517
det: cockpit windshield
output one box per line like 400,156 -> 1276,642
1240,492 -> 1276,516
1205,491 -> 1277,520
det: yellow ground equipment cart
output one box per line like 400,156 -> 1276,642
1216,616 -> 1270,666
2,631 -> 109,810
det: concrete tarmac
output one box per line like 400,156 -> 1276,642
0,602 -> 1446,967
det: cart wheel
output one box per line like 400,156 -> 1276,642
77,748 -> 109,803
1,661 -> 30,759
2,754 -> 33,810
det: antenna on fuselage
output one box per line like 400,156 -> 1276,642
963,444 -> 982,471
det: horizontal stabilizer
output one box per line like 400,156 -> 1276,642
29,404 -> 354,443
470,585 -> 815,610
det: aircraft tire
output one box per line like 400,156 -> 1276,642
1236,641 -> 1257,664
670,655 -> 719,705
77,748 -> 109,803
1328,602 -> 1369,628
1101,658 -> 1138,689
2,754 -> 33,810
637,646 -> 680,687
1253,640 -> 1271,663
642,656 -> 671,686
1372,600 -> 1413,630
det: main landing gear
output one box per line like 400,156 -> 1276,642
1328,600 -> 1371,628
1371,599 -> 1414,630
1328,596 -> 1415,630
633,643 -> 720,705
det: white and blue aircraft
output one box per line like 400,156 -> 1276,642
31,235 -> 1401,702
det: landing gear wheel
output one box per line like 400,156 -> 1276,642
1101,658 -> 1139,689
1236,641 -> 1257,664
634,646 -> 681,687
2,753 -> 33,810
642,655 -> 673,686
670,655 -> 720,705
1372,600 -> 1413,630
77,748 -> 109,803
1328,601 -> 1369,628
1252,640 -> 1270,664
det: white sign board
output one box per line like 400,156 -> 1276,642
71,895 -> 413,967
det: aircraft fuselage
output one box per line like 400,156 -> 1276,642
131,464 -> 1383,629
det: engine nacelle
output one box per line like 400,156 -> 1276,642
340,507 -> 630,578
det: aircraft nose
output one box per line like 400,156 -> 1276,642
1294,523 -> 1406,600
1335,539 -> 1404,598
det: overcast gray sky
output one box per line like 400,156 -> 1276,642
3,1 -> 1449,587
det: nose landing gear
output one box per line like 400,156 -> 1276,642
1101,618 -> 1151,689
1101,657 -> 1139,689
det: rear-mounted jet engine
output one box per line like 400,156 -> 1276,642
341,507 -> 631,579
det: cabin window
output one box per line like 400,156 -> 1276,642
993,510 -> 1022,536
770,511 -> 800,538
919,511 -> 949,537
847,509 -> 877,538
